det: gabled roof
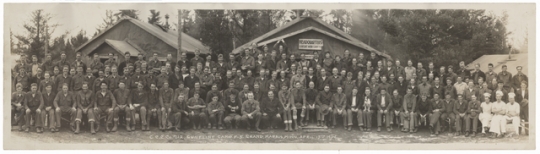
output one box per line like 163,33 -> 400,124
75,17 -> 210,54
466,53 -> 528,75
232,17 -> 391,60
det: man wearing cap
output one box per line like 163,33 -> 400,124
489,91 -> 507,138
511,66 -> 528,90
479,93 -> 493,137
505,92 -> 521,137
24,83 -> 44,133
465,94 -> 481,137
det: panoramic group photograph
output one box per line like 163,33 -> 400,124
3,3 -> 534,150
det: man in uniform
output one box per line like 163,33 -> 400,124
289,82 -> 306,130
94,82 -> 117,132
241,92 -> 261,132
206,95 -> 224,129
53,83 -> 77,132
505,93 -> 521,137
24,83 -> 44,133
75,82 -> 95,134
113,82 -> 132,132
187,92 -> 207,130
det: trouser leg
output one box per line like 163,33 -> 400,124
346,110 -> 353,126
332,109 -> 338,126
465,115 -> 471,132
254,113 -> 261,128
357,110 -> 363,126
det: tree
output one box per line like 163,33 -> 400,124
326,9 -> 353,33
195,10 -> 234,55
14,9 -> 60,59
96,10 -> 117,35
148,10 -> 161,25
70,30 -> 89,49
115,9 -> 139,20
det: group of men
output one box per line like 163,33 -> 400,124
11,43 -> 529,138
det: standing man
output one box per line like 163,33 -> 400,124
377,88 -> 393,132
75,82 -> 95,134
241,92 -> 261,132
24,83 -> 44,133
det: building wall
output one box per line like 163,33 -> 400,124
262,30 -> 372,59
79,20 -> 177,65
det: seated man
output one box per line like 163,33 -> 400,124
466,94 -> 481,137
53,83 -> 77,132
304,82 -> 318,125
315,85 -> 333,127
113,82 -> 131,132
75,82 -> 95,134
429,93 -> 445,136
261,91 -> 282,129
390,89 -> 403,130
401,88 -> 416,133
24,83 -> 44,133
207,95 -> 225,129
346,87 -> 362,131
289,82 -> 306,130
454,94 -> 468,136
241,92 -> 261,132
146,83 -> 163,131
331,87 -> 347,129
416,94 -> 431,131
505,93 -> 521,137
94,82 -> 117,133
12,83 -> 26,131
223,93 -> 242,129
159,82 -> 175,131
129,83 -> 149,131
479,93 -> 493,137
377,88 -> 394,132
171,93 -> 190,131
187,92 -> 207,130
41,84 -> 56,132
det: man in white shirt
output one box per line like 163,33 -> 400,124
489,91 -> 507,138
505,93 -> 520,137
454,76 -> 468,95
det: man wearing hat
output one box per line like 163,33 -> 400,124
489,90 -> 507,138
505,92 -> 521,137
479,92 -> 493,137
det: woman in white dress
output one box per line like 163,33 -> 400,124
478,93 -> 493,137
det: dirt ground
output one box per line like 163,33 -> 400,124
8,124 -> 529,144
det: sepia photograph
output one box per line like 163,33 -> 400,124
2,2 -> 536,150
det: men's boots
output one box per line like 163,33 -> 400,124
90,122 -> 96,134
74,121 -> 80,134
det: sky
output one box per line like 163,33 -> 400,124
4,3 -> 532,52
